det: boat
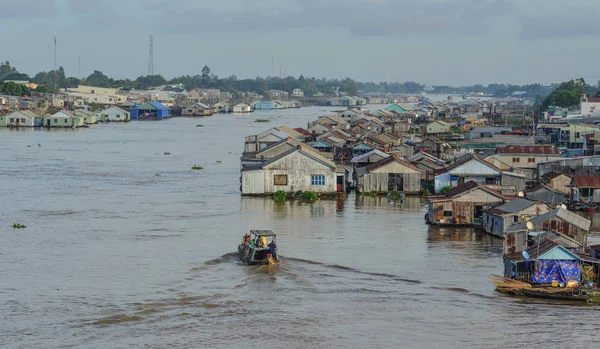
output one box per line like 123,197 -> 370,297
489,274 -> 600,304
238,230 -> 279,266
583,206 -> 597,212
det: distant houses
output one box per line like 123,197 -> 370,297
43,111 -> 84,128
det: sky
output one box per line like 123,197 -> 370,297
0,0 -> 598,86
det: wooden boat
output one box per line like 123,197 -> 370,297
490,274 -> 600,304
238,230 -> 279,266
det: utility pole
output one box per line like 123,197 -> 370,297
148,35 -> 154,76
271,56 -> 274,77
53,35 -> 57,93
78,56 -> 82,80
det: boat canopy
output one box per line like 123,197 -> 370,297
250,230 -> 277,237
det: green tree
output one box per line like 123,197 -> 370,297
201,65 -> 211,82
542,78 -> 587,110
84,70 -> 113,87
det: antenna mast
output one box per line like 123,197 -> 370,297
53,35 -> 57,93
148,35 -> 154,76
78,56 -> 82,79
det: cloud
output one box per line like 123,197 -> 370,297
154,0 -> 515,36
0,0 -> 58,18
519,5 -> 600,40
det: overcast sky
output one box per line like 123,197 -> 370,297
1,0 -> 598,85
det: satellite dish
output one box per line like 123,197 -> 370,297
526,221 -> 534,230
561,204 -> 567,209
522,251 -> 530,260
518,192 -> 524,197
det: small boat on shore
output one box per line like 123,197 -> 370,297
238,230 -> 279,266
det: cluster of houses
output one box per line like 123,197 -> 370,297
0,106 -> 130,128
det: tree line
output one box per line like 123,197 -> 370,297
0,60 -> 597,109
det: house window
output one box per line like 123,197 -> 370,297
116,114 -> 121,118
575,132 -> 581,138
513,215 -> 519,223
512,157 -> 520,163
274,175 -> 288,186
9,118 -> 14,122
91,90 -> 95,94
443,211 -> 453,217
21,118 -> 25,123
54,119 -> 57,123
65,119 -> 69,123
311,175 -> 325,186
528,158 -> 535,163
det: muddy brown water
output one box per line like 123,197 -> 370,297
1,107 -> 599,348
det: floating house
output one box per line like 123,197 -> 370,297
482,198 -> 552,237
212,102 -> 230,113
241,144 -> 342,196
182,103 -> 214,116
426,181 -> 506,226
73,109 -> 98,124
541,171 -> 572,194
2,110 -> 41,127
351,149 -> 390,166
44,110 -> 84,128
504,207 -> 591,254
97,107 -> 130,122
503,240 -> 584,284
356,157 -> 423,194
130,102 -> 170,120
570,176 -> 600,203
233,103 -> 252,113
525,184 -> 568,205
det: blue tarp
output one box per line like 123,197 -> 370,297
532,260 -> 580,284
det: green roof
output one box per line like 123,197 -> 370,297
461,142 -> 506,149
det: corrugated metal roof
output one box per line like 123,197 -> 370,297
443,181 -> 504,199
363,156 -> 422,173
497,145 -> 559,155
486,198 -> 537,215
504,239 -> 563,262
506,207 -> 591,233
572,176 -> 600,188
351,149 -> 390,163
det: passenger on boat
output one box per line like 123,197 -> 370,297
268,240 -> 277,259
242,233 -> 250,244
256,237 -> 264,247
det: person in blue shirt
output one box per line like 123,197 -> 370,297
268,240 -> 277,260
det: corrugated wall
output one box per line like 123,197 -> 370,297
241,170 -> 265,194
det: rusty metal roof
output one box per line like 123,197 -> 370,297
363,156 -> 422,173
497,145 -> 559,155
443,180 -> 504,199
572,176 -> 600,188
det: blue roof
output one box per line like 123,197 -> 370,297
354,143 -> 374,150
313,140 -> 332,148
148,102 -> 169,111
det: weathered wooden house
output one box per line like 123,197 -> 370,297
244,127 -> 304,153
44,110 -> 83,128
408,152 -> 446,180
525,184 -> 568,205
212,102 -> 230,113
541,171 -> 571,194
426,181 -> 506,226
182,102 -> 214,116
356,157 -> 423,194
571,176 -> 600,203
351,149 -> 389,166
434,153 -> 526,195
504,208 -> 591,255
482,198 -> 552,237
241,144 -> 342,196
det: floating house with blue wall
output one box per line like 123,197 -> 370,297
131,102 -> 170,120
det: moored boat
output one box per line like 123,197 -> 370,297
238,230 -> 279,266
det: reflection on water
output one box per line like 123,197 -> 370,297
1,110 -> 598,348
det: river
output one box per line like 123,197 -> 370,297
1,107 -> 598,348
